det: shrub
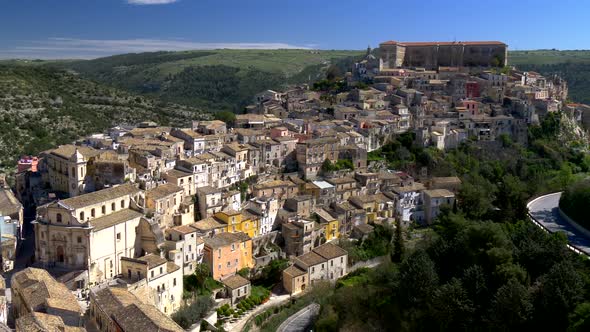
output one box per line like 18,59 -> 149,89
171,296 -> 214,329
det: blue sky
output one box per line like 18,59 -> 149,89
1,0 -> 589,59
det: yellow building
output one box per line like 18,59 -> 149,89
214,210 -> 258,238
315,208 -> 340,241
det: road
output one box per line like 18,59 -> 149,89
527,192 -> 590,255
277,303 -> 320,332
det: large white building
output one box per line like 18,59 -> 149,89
33,184 -> 146,286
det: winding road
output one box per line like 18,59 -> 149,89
277,303 -> 320,332
527,192 -> 590,256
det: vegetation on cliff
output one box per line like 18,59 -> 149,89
0,65 -> 210,171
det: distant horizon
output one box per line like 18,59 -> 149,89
2,0 -> 590,59
0,46 -> 586,61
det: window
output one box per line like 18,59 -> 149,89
235,258 -> 238,266
77,236 -> 82,244
218,264 -> 221,270
116,233 -> 121,241
173,278 -> 177,286
231,244 -> 235,251
340,257 -> 343,264
112,202 -> 116,211
121,200 -> 125,208
91,208 -> 95,218
312,267 -> 315,273
80,212 -> 85,221
56,213 -> 62,223
218,249 -> 222,258
242,242 -> 246,249
227,261 -> 231,267
160,267 -> 163,274
101,205 -> 106,214
188,245 -> 192,251
151,271 -> 154,278
331,260 -> 333,267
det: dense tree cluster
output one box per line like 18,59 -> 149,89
560,178 -> 590,227
314,111 -> 590,331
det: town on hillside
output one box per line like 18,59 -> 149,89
0,38 -> 586,331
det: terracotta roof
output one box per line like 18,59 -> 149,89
312,243 -> 348,260
60,184 -> 140,209
0,188 -> 22,216
11,268 -> 83,315
137,254 -> 167,268
113,303 -> 183,332
295,251 -> 326,267
16,312 -> 86,332
93,287 -> 138,318
193,217 -> 226,231
146,183 -> 183,201
165,169 -> 192,179
169,224 -> 198,235
50,144 -> 100,159
283,265 -> 306,277
326,177 -> 356,185
254,180 -> 296,190
423,189 -> 455,198
222,274 -> 250,289
89,208 -> 143,231
204,232 -> 250,249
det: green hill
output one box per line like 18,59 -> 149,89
0,65 -> 210,171
42,49 -> 364,112
509,50 -> 590,104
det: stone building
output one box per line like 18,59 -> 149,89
379,40 -> 507,70
120,254 -> 183,315
89,286 -> 183,332
33,184 -> 146,286
45,145 -> 100,197
11,268 -> 84,327
283,243 -> 348,295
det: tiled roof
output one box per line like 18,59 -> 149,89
89,209 -> 143,231
50,144 -> 100,159
0,188 -> 22,216
146,183 -> 183,201
193,217 -> 226,231
295,251 -> 325,267
283,265 -> 306,277
12,268 -> 83,314
204,232 -> 250,249
16,312 -> 86,332
137,254 -> 167,268
222,274 -> 250,289
423,189 -> 455,198
165,169 -> 192,179
169,224 -> 197,235
313,243 -> 348,260
113,303 -> 183,332
60,184 -> 140,209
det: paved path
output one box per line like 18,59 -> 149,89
527,192 -> 590,255
227,293 -> 291,332
277,303 -> 320,332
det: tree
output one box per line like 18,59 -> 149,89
488,278 -> 533,331
399,250 -> 439,307
392,218 -> 405,263
532,260 -> 584,330
429,278 -> 474,330
214,110 -> 236,124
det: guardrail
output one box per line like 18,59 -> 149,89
526,191 -> 590,257
527,211 -> 588,256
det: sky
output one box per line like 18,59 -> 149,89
1,0 -> 589,59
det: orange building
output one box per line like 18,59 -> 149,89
203,232 -> 254,280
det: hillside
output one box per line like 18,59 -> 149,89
509,50 -> 590,104
0,65 -> 210,171
42,49 -> 364,112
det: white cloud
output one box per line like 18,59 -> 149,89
127,0 -> 179,5
0,38 -> 313,59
